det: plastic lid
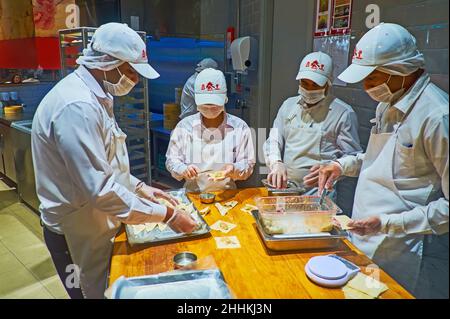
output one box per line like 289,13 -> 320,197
307,256 -> 348,280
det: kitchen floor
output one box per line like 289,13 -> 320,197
0,178 -> 69,299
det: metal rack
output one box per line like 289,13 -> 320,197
58,27 -> 152,183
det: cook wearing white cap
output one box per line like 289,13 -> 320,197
166,68 -> 256,192
319,23 -> 449,298
263,51 -> 362,191
32,23 -> 197,299
179,58 -> 219,119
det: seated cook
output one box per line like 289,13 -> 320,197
166,68 -> 256,193
263,51 -> 362,190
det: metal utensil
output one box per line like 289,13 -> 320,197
200,193 -> 215,204
318,189 -> 328,206
173,252 -> 198,269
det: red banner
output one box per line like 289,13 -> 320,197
0,37 -> 61,70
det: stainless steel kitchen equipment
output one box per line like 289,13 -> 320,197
58,27 -> 152,183
125,189 -> 211,245
173,252 -> 198,269
110,269 -> 232,299
252,210 -> 348,251
10,120 -> 40,211
200,192 -> 216,204
261,179 -> 306,196
0,122 -> 17,183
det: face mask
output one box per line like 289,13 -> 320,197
198,105 -> 224,119
298,86 -> 326,105
103,68 -> 136,96
366,75 -> 406,103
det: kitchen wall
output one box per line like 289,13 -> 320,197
232,0 -> 264,188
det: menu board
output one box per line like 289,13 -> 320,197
330,0 -> 352,35
314,0 -> 352,37
314,0 -> 333,37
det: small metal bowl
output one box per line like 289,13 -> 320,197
200,193 -> 216,204
173,252 -> 198,270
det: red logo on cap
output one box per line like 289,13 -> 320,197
201,82 -> 220,91
353,48 -> 363,60
305,60 -> 325,71
142,49 -> 147,59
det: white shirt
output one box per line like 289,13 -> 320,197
337,73 -> 449,237
179,73 -> 198,119
263,94 -> 362,168
166,112 -> 255,181
31,65 -> 167,234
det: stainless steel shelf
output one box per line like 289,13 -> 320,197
58,27 -> 152,184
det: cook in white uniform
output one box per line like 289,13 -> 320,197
179,58 -> 219,119
263,51 -> 362,190
319,23 -> 449,298
31,23 -> 197,299
166,68 -> 255,193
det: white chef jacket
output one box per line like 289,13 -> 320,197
337,73 -> 449,237
31,65 -> 167,235
263,94 -> 362,168
179,73 -> 198,119
166,112 -> 255,181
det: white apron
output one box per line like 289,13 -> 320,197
60,108 -> 131,299
351,106 -> 425,294
284,111 -> 324,185
184,125 -> 236,193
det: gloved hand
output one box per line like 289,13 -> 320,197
303,164 -> 320,188
267,162 -> 288,189
166,209 -> 198,234
136,183 -> 179,207
182,165 -> 201,180
348,216 -> 382,236
318,161 -> 343,194
209,164 -> 234,181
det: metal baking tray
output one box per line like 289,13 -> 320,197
252,210 -> 348,251
110,269 -> 232,299
125,189 -> 210,245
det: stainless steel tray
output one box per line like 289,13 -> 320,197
252,210 -> 348,251
125,189 -> 210,245
110,269 -> 232,299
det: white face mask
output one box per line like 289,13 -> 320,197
366,74 -> 406,103
298,86 -> 326,105
197,105 -> 224,119
103,68 -> 136,96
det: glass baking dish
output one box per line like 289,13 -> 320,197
254,196 -> 341,235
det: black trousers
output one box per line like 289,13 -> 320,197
42,225 -> 85,299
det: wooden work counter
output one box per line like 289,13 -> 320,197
109,188 -> 414,299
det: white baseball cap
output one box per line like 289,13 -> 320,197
296,51 -> 333,87
194,68 -> 228,106
90,23 -> 159,79
338,23 -> 419,83
195,58 -> 219,72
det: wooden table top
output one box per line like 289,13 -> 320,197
108,188 -> 414,299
